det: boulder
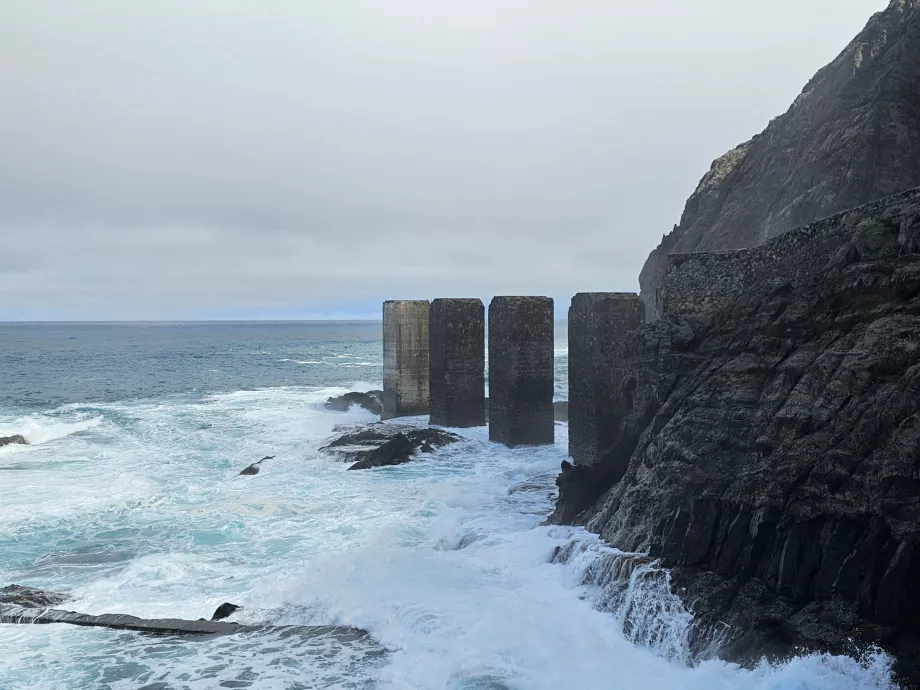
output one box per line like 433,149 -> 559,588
211,602 -> 241,621
347,434 -> 415,470
238,455 -> 274,476
0,435 -> 27,448
320,423 -> 462,470
324,391 -> 384,416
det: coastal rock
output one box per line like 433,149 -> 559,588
320,423 -> 462,470
0,601 -> 373,646
211,602 -> 241,621
0,603 -> 251,635
238,455 -> 274,476
347,434 -> 415,470
554,188 -> 920,681
639,0 -> 920,319
325,390 -> 384,416
0,585 -> 70,608
0,435 -> 27,448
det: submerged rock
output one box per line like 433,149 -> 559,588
321,423 -> 462,470
0,585 -> 69,608
0,435 -> 27,448
325,391 -> 384,416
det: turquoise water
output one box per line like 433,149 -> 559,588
0,323 -> 898,689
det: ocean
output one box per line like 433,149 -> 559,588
0,322 -> 898,689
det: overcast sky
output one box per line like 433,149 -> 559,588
1,0 -> 886,320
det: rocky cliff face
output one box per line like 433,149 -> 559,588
640,0 -> 920,319
555,188 -> 920,683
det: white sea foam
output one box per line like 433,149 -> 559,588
0,415 -> 103,447
0,386 -> 901,690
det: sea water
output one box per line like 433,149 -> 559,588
0,323 -> 898,689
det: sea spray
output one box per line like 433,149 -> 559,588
0,321 -> 904,689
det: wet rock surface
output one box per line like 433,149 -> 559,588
239,456 -> 274,476
0,584 -> 70,608
211,602 -> 241,621
320,423 -> 462,470
555,189 -> 920,682
0,434 -> 27,448
324,390 -> 384,416
0,585 -> 372,644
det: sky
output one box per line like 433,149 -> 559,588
0,0 -> 888,320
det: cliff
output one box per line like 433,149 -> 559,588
640,0 -> 920,319
554,188 -> 920,682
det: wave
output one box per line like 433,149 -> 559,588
0,416 -> 103,447
553,535 -> 898,689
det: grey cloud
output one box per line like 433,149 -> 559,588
0,0 -> 886,319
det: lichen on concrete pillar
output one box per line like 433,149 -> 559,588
568,292 -> 645,472
429,298 -> 485,428
487,296 -> 554,447
382,300 -> 430,420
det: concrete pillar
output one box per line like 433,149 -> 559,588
382,300 -> 430,420
568,292 -> 645,473
429,298 -> 486,427
488,296 -> 554,447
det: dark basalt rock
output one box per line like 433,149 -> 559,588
347,434 -> 415,470
0,434 -> 27,448
0,585 -> 70,608
639,0 -> 920,319
321,423 -> 462,470
0,602 -> 373,646
238,455 -> 274,476
555,188 -> 920,682
211,602 -> 241,621
325,391 -> 384,416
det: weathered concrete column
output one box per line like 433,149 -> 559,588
382,300 -> 430,420
429,298 -> 485,427
568,292 -> 645,474
488,296 -> 554,447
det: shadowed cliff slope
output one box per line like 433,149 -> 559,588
556,188 -> 920,683
640,0 -> 920,319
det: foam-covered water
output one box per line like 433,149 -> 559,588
0,323 -> 900,689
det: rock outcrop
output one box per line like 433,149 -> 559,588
320,423 -> 462,470
0,584 -> 69,608
0,435 -> 27,448
0,603 -> 253,635
324,391 -> 384,416
211,602 -> 241,621
640,0 -> 920,319
555,188 -> 920,682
